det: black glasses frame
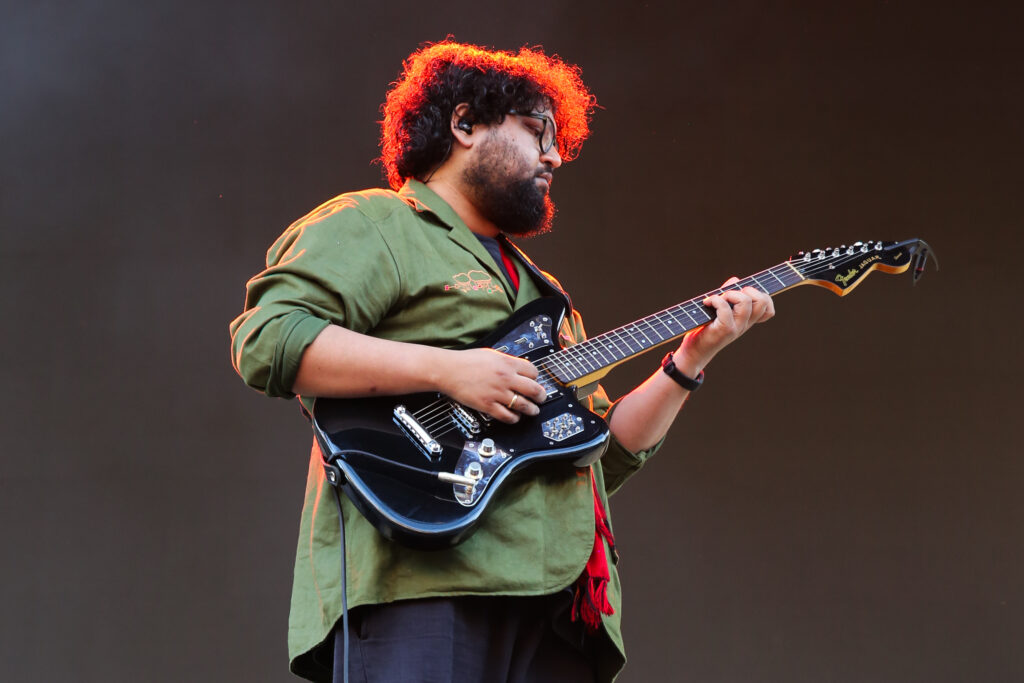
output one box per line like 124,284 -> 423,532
509,110 -> 557,154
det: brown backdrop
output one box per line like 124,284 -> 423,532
2,2 -> 1022,681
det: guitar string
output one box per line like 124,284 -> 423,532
408,250 -> 886,431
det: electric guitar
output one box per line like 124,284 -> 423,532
312,238 -> 936,549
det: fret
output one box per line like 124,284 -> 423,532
737,276 -> 758,290
635,321 -> 658,344
624,323 -> 650,349
751,271 -> 775,294
618,325 -> 646,353
664,307 -> 688,331
646,312 -> 677,340
567,341 -> 602,371
677,303 -> 702,329
767,266 -> 789,289
552,348 -> 589,382
587,337 -> 617,365
644,316 -> 665,341
685,302 -> 713,325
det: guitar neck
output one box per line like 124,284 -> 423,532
543,261 -> 805,387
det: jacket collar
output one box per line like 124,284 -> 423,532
399,180 -> 572,312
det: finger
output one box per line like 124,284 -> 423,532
507,395 -> 540,417
702,294 -> 735,324
754,295 -> 775,322
513,376 -> 548,404
718,290 -> 754,325
510,356 -> 539,380
489,404 -> 521,425
721,276 -> 741,287
741,287 -> 775,323
741,287 -> 767,322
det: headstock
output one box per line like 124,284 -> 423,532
789,238 -> 937,296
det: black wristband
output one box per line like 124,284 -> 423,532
661,352 -> 704,391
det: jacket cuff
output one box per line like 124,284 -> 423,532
598,402 -> 665,496
267,312 -> 331,398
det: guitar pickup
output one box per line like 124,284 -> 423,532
448,401 -> 482,437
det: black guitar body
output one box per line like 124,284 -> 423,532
311,297 -> 611,550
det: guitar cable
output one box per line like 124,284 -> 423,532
331,485 -> 350,683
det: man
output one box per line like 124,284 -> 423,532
230,41 -> 773,683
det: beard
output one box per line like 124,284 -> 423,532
462,137 -> 555,238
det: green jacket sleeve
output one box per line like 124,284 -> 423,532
229,198 -> 401,398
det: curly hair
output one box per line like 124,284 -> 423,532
379,40 -> 597,190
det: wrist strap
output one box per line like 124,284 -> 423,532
661,352 -> 704,392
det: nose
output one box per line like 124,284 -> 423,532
541,144 -> 562,169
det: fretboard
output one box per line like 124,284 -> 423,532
542,261 -> 805,386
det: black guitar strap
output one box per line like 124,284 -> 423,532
499,234 -> 574,316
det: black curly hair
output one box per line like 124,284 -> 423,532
379,41 -> 597,190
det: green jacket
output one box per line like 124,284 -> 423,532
229,181 -> 661,682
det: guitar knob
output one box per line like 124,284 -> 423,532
478,438 -> 496,457
465,462 -> 483,480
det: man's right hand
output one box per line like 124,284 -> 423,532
435,348 -> 546,424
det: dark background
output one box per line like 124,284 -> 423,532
2,1 -> 1021,681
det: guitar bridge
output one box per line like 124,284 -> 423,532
393,404 -> 442,460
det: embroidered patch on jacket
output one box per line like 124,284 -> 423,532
444,269 -> 504,295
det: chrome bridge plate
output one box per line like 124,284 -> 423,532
541,412 -> 584,443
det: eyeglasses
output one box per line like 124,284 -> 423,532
509,110 -> 558,154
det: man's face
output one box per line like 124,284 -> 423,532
462,108 -> 562,237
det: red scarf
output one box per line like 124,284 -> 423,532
572,471 -> 616,632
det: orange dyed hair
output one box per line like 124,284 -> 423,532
379,40 -> 597,190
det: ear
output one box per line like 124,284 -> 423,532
450,103 -> 474,148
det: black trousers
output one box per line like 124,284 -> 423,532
332,593 -> 597,683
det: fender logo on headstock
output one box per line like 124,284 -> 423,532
835,269 -> 859,286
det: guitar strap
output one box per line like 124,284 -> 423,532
498,234 -> 573,315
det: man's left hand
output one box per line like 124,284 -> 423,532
673,276 -> 775,375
